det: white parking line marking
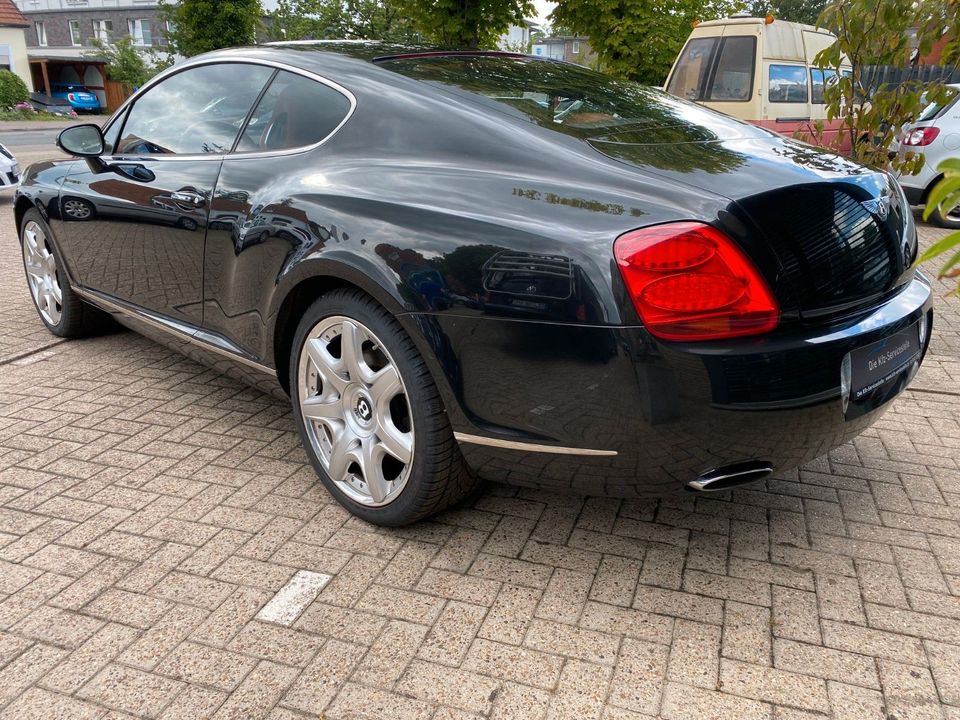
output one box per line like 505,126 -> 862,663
255,570 -> 332,626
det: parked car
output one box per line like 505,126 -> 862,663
51,83 -> 101,113
665,15 -> 851,148
0,142 -> 20,190
893,83 -> 960,228
15,45 -> 932,525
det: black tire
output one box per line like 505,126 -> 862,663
290,288 -> 477,526
19,208 -> 112,338
928,203 -> 960,229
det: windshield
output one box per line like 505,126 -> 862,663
377,54 -> 729,139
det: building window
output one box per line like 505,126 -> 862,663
572,41 -> 580,54
35,21 -> 47,46
69,20 -> 82,46
0,44 -> 11,72
92,19 -> 113,42
127,19 -> 152,46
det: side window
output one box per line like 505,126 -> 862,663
810,68 -> 841,104
116,63 -> 274,155
770,65 -> 808,103
707,36 -> 756,102
236,70 -> 352,152
667,37 -> 718,101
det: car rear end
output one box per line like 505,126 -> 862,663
0,143 -> 20,190
894,84 -> 960,206
371,51 -> 933,495
63,86 -> 101,112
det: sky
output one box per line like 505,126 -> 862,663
258,0 -> 557,25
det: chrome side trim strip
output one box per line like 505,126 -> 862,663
72,286 -> 275,376
453,432 -> 617,456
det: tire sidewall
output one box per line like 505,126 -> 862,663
290,291 -> 442,526
931,205 -> 960,229
19,208 -> 75,335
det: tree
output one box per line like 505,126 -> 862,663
549,0 -> 739,85
0,70 -> 29,108
157,0 -> 263,57
87,36 -> 153,89
268,0 -> 418,42
399,0 -> 535,48
812,0 -> 949,173
746,0 -> 826,25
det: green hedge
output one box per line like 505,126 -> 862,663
0,70 -> 29,108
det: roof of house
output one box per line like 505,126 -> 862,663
0,0 -> 28,28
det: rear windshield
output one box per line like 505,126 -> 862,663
378,54 -> 724,139
917,86 -> 959,121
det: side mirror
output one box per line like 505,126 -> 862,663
57,124 -> 105,157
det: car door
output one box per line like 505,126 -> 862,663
201,68 -> 354,362
56,62 -> 275,326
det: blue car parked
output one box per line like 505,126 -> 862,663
51,83 -> 101,113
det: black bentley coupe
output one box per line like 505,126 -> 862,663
15,44 -> 932,525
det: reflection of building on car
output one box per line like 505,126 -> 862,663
893,84 -> 960,228
665,15 -> 851,148
0,143 -> 20,190
51,83 -> 101,112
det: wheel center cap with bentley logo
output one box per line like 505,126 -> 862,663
354,394 -> 373,424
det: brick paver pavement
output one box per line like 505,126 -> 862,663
0,178 -> 959,719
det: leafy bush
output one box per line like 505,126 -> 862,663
0,70 -> 29,108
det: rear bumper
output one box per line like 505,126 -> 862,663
436,276 -> 933,496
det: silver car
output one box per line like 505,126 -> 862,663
894,83 -> 960,228
0,142 -> 20,191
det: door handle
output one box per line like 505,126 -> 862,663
169,190 -> 206,207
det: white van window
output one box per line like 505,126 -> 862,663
707,36 -> 756,102
769,65 -> 808,103
810,68 -> 832,103
667,37 -> 718,101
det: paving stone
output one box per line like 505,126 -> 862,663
661,681 -> 772,720
155,640 -> 257,692
719,658 -> 830,713
78,664 -> 184,718
607,637 -> 668,715
878,660 -> 942,720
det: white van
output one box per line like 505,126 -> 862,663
664,15 -> 850,148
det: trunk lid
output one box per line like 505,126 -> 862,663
589,129 -> 916,319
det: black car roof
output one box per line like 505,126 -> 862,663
192,42 -> 553,80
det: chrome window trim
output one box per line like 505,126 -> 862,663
104,57 -> 358,163
72,285 -> 275,376
453,432 -> 617,456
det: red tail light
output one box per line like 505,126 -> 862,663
614,222 -> 779,341
902,126 -> 940,146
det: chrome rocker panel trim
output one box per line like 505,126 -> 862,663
71,285 -> 275,376
453,432 -> 617,456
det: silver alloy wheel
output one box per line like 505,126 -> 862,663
21,220 -> 62,325
298,315 -> 414,506
63,199 -> 91,219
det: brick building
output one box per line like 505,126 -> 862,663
13,0 -> 168,107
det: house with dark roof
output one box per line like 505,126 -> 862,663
0,0 -> 30,91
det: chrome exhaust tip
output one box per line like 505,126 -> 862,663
687,460 -> 773,492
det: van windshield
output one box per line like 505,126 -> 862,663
667,36 -> 756,102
